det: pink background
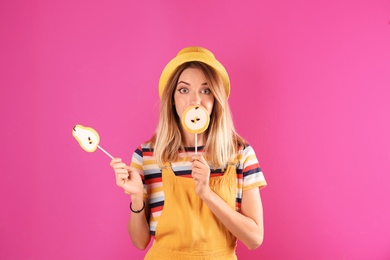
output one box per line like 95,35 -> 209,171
1,0 -> 390,259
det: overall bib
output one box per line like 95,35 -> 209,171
144,162 -> 238,260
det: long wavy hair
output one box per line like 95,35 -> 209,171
149,61 -> 245,170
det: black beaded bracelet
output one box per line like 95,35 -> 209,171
130,201 -> 145,213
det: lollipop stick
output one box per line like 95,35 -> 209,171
195,133 -> 198,154
97,145 -> 114,159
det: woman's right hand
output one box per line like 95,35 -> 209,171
110,158 -> 143,199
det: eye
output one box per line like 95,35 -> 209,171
201,88 -> 211,95
178,87 -> 189,94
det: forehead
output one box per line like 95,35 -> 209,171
178,67 -> 207,82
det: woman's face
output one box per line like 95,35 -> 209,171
173,67 -> 215,120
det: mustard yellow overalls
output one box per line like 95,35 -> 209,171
144,161 -> 238,259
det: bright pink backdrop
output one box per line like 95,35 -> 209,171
1,0 -> 390,259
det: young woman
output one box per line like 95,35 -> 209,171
110,46 -> 267,259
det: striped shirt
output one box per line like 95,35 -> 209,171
130,143 -> 267,236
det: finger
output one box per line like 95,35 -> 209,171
192,170 -> 203,179
116,176 -> 127,187
114,167 -> 127,174
191,154 -> 200,163
128,169 -> 142,182
116,171 -> 129,178
191,159 -> 202,168
198,155 -> 208,164
110,158 -> 122,167
114,168 -> 128,176
191,154 -> 207,163
191,162 -> 205,172
113,162 -> 127,170
192,156 -> 208,167
116,173 -> 129,186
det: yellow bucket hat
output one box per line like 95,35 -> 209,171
158,46 -> 230,99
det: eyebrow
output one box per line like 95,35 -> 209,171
177,81 -> 208,86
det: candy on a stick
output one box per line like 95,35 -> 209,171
181,105 -> 210,154
72,124 -> 113,159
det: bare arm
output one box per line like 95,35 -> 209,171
127,196 -> 151,249
201,187 -> 264,249
110,158 -> 151,249
191,155 -> 264,249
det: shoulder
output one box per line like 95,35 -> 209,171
131,142 -> 160,173
140,142 -> 153,150
132,142 -> 155,162
236,143 -> 262,173
134,142 -> 154,153
237,143 -> 257,157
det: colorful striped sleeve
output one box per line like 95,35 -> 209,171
130,146 -> 148,198
129,144 -> 165,236
240,144 -> 267,191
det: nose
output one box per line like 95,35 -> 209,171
189,91 -> 201,105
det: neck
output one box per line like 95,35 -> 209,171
182,132 -> 205,147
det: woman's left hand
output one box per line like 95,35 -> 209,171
191,154 -> 211,198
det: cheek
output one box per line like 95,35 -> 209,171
204,97 -> 215,115
174,105 -> 182,119
173,101 -> 185,118
173,95 -> 180,115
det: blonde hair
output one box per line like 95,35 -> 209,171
149,62 -> 245,170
